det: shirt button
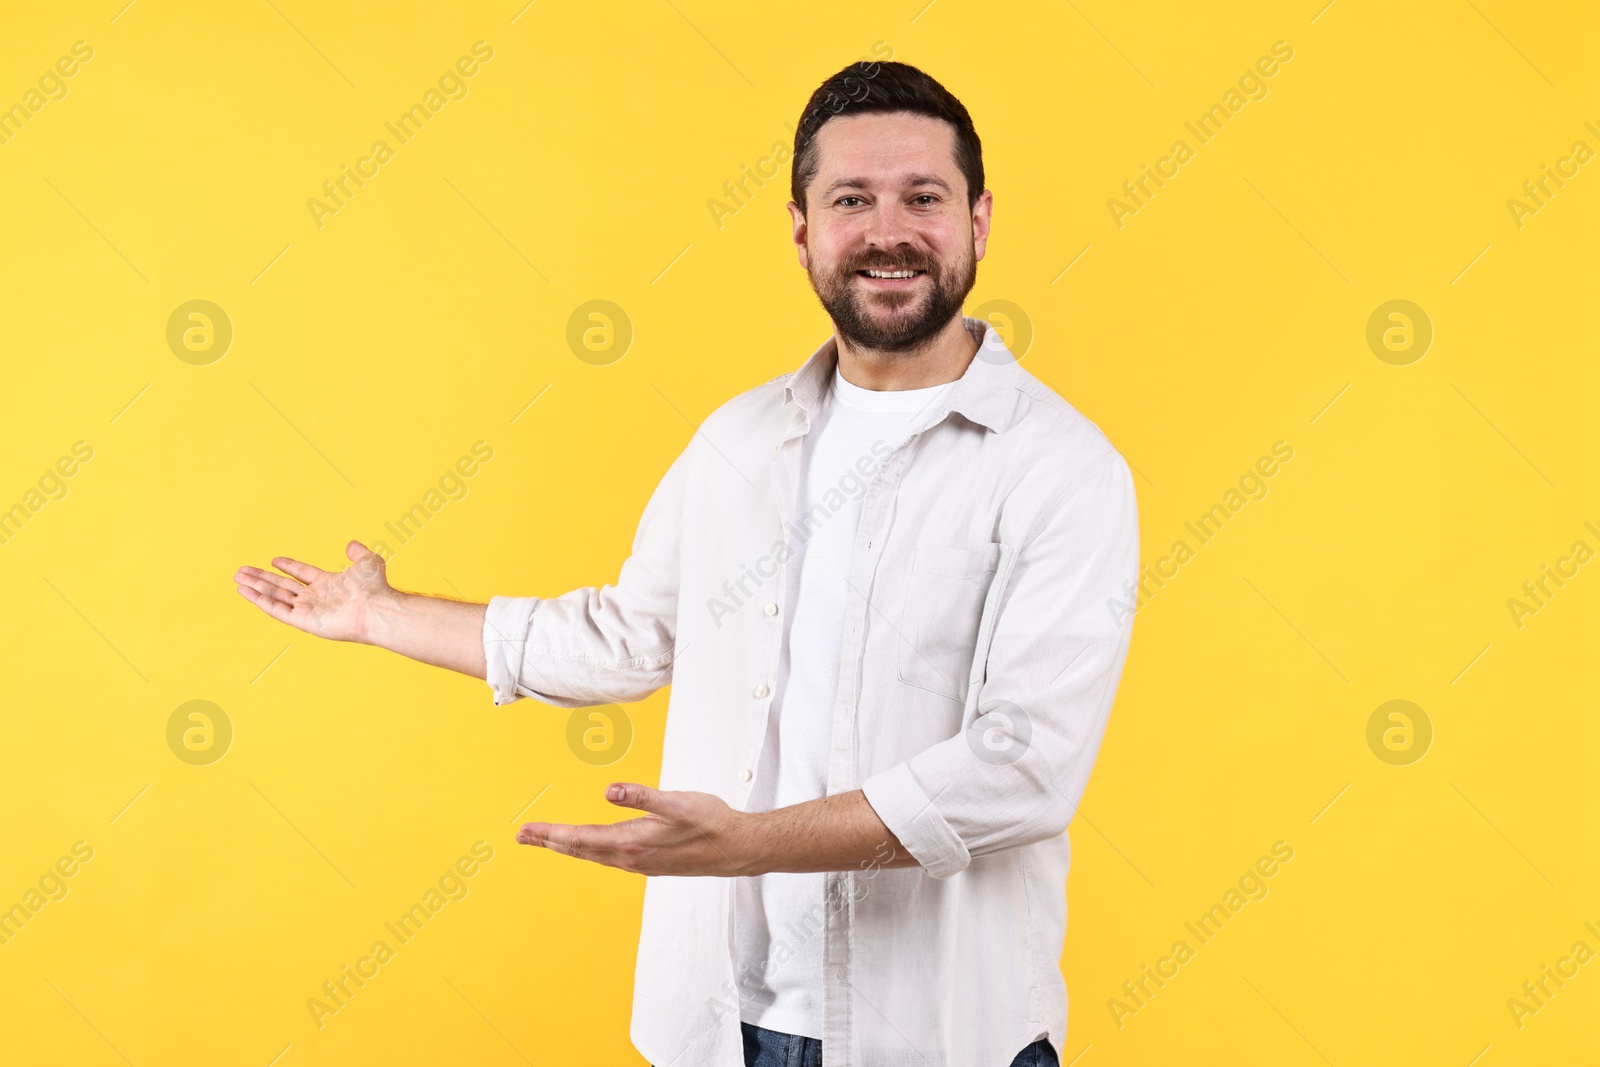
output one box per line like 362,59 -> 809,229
764,602 -> 778,616
753,684 -> 770,698
739,768 -> 753,782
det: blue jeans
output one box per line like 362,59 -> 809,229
735,1021 -> 1059,1066
651,1022 -> 1060,1065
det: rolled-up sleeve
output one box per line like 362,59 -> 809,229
861,450 -> 1140,878
484,443 -> 691,708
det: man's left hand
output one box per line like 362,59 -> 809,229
517,783 -> 763,877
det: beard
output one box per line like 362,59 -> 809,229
807,240 -> 977,355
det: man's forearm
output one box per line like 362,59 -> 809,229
746,789 -> 920,874
518,783 -> 925,876
362,590 -> 488,679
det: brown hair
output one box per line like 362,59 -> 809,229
791,61 -> 984,215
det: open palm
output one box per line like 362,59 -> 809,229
234,540 -> 392,642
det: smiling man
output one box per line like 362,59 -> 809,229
235,61 -> 1139,1067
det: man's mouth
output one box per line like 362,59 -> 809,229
856,267 -> 927,284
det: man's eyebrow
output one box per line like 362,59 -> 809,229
821,174 -> 955,197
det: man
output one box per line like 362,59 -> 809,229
235,61 -> 1139,1067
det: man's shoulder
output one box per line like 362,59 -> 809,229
698,369 -> 794,434
1000,360 -> 1127,480
989,365 -> 1138,551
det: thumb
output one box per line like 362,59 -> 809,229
606,783 -> 665,814
346,540 -> 387,581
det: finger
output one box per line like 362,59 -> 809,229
518,821 -> 570,847
618,788 -> 707,838
236,570 -> 303,599
236,564 -> 304,589
519,822 -> 629,868
346,539 -> 381,565
521,822 -> 601,851
524,820 -> 634,853
237,584 -> 302,628
271,556 -> 324,584
606,783 -> 669,816
236,576 -> 298,610
345,546 -> 388,583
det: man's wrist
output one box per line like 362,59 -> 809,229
736,809 -> 779,877
359,589 -> 412,649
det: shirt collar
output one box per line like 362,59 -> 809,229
783,315 -> 1025,434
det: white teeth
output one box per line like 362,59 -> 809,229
865,269 -> 918,278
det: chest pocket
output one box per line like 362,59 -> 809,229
896,542 -> 1006,703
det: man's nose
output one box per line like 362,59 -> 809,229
862,202 -> 910,249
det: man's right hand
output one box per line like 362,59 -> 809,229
233,540 -> 490,679
234,540 -> 393,644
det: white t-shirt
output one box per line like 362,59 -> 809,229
734,363 -> 957,1038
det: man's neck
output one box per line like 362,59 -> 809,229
834,314 -> 979,392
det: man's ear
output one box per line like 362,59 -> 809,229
972,188 -> 993,263
788,200 -> 810,270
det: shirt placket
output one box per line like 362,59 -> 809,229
736,405 -> 812,810
819,409 -> 946,1063
724,405 -> 811,1046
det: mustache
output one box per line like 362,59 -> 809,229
841,253 -> 936,274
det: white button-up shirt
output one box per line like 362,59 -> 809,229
484,316 -> 1140,1067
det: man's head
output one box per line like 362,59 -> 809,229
788,62 -> 991,355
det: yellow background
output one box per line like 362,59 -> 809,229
1,0 -> 1595,1063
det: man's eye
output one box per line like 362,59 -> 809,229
837,196 -> 864,207
913,195 -> 937,206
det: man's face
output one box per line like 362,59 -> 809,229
789,111 -> 992,354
